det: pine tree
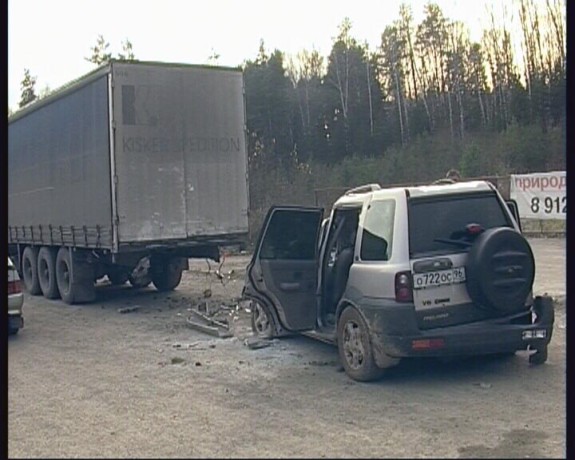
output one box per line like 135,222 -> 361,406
19,68 -> 37,108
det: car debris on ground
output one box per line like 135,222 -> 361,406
117,306 -> 141,314
185,298 -> 242,339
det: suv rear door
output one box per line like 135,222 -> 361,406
246,207 -> 323,331
408,191 -> 515,329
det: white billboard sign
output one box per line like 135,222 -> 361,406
510,171 -> 566,220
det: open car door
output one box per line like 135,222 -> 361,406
246,206 -> 324,331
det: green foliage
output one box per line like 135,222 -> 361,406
459,143 -> 482,177
85,35 -> 112,65
85,35 -> 136,65
242,3 -> 564,193
245,120 -> 564,246
117,39 -> 135,61
244,44 -> 296,163
502,124 -> 555,173
19,68 -> 37,108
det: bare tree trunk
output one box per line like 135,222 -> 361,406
546,0 -> 565,66
418,57 -> 434,131
304,82 -> 311,130
394,66 -> 405,145
295,87 -> 306,133
400,4 -> 419,100
456,82 -> 465,140
333,52 -> 349,120
407,39 -> 418,100
403,92 -> 410,142
366,60 -> 374,136
447,89 -> 454,140
478,90 -> 487,127
519,0 -> 540,124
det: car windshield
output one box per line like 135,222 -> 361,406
408,192 -> 512,257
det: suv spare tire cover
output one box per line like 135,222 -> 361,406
466,227 -> 535,313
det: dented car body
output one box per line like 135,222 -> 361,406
243,180 -> 554,381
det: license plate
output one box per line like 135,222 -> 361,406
413,267 -> 466,290
522,330 -> 547,340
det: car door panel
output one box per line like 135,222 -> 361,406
247,207 -> 323,332
259,259 -> 318,330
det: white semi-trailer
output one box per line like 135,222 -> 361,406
8,60 -> 249,304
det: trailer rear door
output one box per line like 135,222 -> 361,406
111,62 -> 248,244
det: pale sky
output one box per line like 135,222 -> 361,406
8,0 -> 520,110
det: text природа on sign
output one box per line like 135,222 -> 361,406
510,171 -> 566,220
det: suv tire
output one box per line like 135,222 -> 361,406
250,300 -> 277,339
337,307 -> 384,382
466,227 -> 535,313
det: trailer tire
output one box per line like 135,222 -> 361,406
21,246 -> 42,295
128,275 -> 152,289
151,258 -> 184,292
56,248 -> 96,304
37,247 -> 60,299
107,269 -> 129,286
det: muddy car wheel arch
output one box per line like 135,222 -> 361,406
337,306 -> 384,382
466,227 -> 535,313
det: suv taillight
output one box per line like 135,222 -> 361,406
8,279 -> 22,295
395,271 -> 413,303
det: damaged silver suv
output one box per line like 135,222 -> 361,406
243,180 -> 554,381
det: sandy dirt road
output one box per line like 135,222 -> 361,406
8,237 -> 565,458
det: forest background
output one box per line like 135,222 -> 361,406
13,1 -> 566,241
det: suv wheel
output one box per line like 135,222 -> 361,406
337,307 -> 384,382
251,300 -> 277,339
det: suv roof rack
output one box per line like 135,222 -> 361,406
431,178 -> 457,185
344,183 -> 381,195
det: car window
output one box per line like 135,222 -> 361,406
408,193 -> 512,257
360,199 -> 395,261
260,210 -> 321,260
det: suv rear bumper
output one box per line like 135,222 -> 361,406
367,296 -> 554,360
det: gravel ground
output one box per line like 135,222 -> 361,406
8,237 -> 566,458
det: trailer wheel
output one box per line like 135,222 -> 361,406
107,269 -> 129,285
21,246 -> 42,295
151,258 -> 184,292
56,248 -> 96,304
128,274 -> 152,289
37,247 -> 60,299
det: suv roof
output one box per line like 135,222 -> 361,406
334,180 -> 495,208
